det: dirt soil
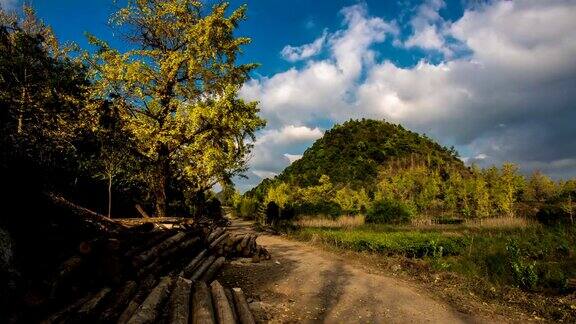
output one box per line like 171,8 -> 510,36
218,220 -> 504,323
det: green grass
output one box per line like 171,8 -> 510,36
293,227 -> 467,257
291,224 -> 576,293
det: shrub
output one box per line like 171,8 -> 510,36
237,197 -> 259,219
536,204 -> 570,226
366,199 -> 413,224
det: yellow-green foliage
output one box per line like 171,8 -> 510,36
333,187 -> 370,213
86,0 -> 265,215
265,182 -> 290,208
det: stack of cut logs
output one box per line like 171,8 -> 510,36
35,222 -> 269,323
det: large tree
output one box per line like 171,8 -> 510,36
87,0 -> 264,216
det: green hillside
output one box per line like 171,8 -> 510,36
248,119 -> 467,199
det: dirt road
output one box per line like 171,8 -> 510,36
219,220 -> 486,323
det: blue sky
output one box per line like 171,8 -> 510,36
3,0 -> 576,190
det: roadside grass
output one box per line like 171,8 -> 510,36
295,214 -> 534,231
289,222 -> 576,321
293,227 -> 466,257
290,222 -> 576,293
295,214 -> 365,228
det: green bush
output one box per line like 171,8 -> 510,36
536,204 -> 570,226
236,197 -> 259,219
366,199 -> 413,224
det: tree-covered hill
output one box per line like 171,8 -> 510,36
249,119 -> 466,198
240,119 -> 572,225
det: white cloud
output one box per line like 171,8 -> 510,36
252,170 -> 278,179
240,4 -> 398,129
247,125 -> 323,174
238,0 -> 576,189
281,30 -> 327,62
284,154 -> 303,164
403,0 -> 452,56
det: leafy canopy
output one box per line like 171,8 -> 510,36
86,0 -> 265,213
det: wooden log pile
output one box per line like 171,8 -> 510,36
44,277 -> 256,324
21,223 -> 268,323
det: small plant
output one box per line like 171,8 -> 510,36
366,199 -> 413,224
506,239 -> 539,290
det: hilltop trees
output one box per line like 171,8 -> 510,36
244,119 -> 575,225
87,0 -> 264,216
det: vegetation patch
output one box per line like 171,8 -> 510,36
293,227 -> 467,258
292,224 -> 576,294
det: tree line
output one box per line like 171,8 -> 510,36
234,120 -> 575,225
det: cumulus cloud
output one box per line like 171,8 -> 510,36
359,0 -> 576,176
281,30 -> 328,62
248,125 -> 323,174
238,0 -> 576,189
404,0 -> 451,55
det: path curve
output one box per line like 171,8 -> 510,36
220,220 -> 484,323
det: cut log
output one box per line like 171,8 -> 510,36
209,233 -> 229,250
192,281 -> 216,324
159,236 -> 199,259
117,276 -> 157,324
135,204 -> 150,218
125,230 -> 174,259
49,255 -> 83,298
41,293 -> 94,323
138,237 -> 200,278
58,255 -> 83,278
168,277 -> 192,324
126,276 -> 173,324
242,236 -> 256,257
237,234 -> 251,252
116,217 -> 192,226
201,256 -> 226,283
44,191 -> 124,232
225,234 -> 244,247
224,288 -> 239,323
181,249 -> 208,277
75,287 -> 112,320
232,288 -> 255,324
207,227 -> 225,243
132,231 -> 187,268
190,255 -> 216,281
100,281 -> 137,322
210,281 -> 236,324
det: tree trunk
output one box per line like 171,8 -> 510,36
154,144 -> 170,217
108,174 -> 113,218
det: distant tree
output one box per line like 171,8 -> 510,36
524,171 -> 557,203
333,186 -> 356,213
496,163 -> 524,217
265,182 -> 290,208
473,176 -> 491,219
87,0 -> 265,216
